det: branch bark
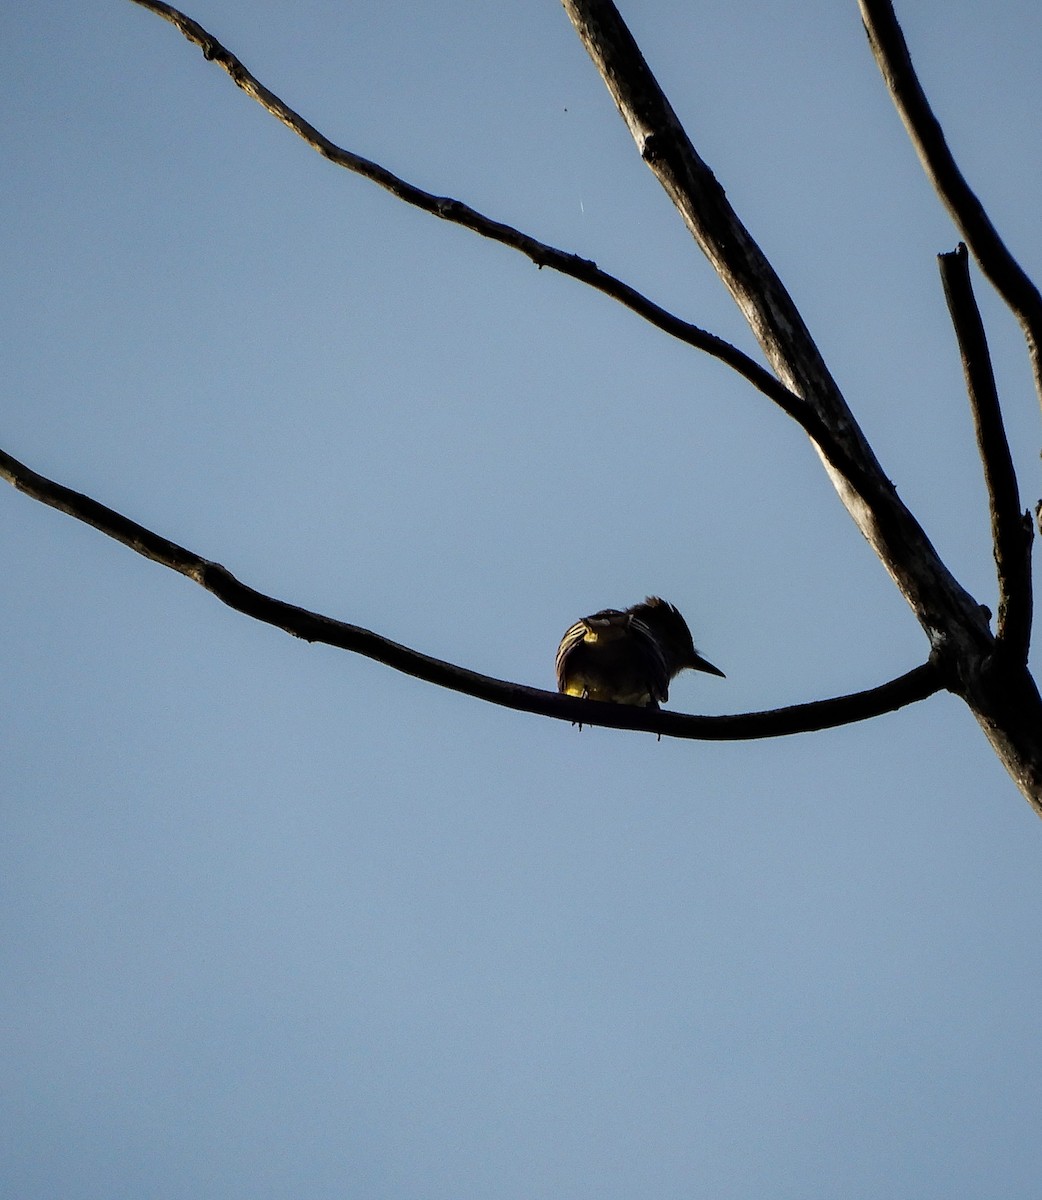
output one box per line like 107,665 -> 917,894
859,0 -> 1042,418
0,444 -> 940,740
560,0 -> 986,646
939,244 -> 1033,660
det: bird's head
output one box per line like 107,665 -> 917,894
631,596 -> 725,678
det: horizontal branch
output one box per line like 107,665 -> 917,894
124,0 -> 868,476
0,444 -> 942,740
939,245 -> 1033,660
860,0 -> 1042,414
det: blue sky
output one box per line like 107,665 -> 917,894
3,2 -> 1042,1196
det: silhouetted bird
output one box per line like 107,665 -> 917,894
556,596 -> 723,709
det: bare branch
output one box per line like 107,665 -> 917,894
83,2 -> 1042,803
559,1 -> 1042,807
859,0 -> 1042,415
560,0 -> 989,650
939,244 -> 1033,659
0,444 -> 941,740
650,664 -> 943,740
122,0 -> 849,459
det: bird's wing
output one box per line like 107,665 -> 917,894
627,615 -> 672,703
555,620 -> 591,691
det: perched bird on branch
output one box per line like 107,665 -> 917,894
555,596 -> 724,709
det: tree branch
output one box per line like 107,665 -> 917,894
939,244 -> 1033,659
80,2 -> 1042,802
560,0 -> 990,656
0,444 -> 941,740
122,0 -> 860,466
859,0 -> 1042,417
559,1 -> 1042,808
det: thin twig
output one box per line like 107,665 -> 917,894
939,244 -> 1033,659
860,0 -> 1042,417
0,444 -> 942,739
122,0 -> 868,475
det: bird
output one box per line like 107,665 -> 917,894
555,596 -> 724,709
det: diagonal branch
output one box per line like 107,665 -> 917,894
560,0 -> 990,656
0,444 -> 942,740
939,244 -> 1033,660
123,0 -> 857,467
859,0 -> 1042,417
560,0 -> 1042,808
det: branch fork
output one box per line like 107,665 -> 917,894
5,0 -> 1042,804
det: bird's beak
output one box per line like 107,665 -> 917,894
690,653 -> 725,678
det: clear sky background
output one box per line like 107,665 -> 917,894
4,2 -> 1042,1197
